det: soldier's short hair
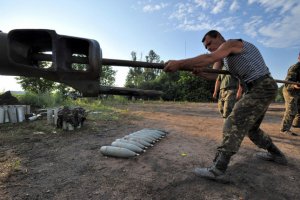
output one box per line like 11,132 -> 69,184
202,30 -> 224,42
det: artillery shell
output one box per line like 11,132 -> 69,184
129,133 -> 154,143
130,133 -> 156,143
143,128 -> 168,136
116,138 -> 147,149
132,131 -> 159,140
124,136 -> 153,147
138,130 -> 162,139
134,131 -> 161,141
100,146 -> 139,158
111,141 -> 145,153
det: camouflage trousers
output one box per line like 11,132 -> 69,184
280,87 -> 299,131
292,110 -> 300,127
218,89 -> 237,118
218,76 -> 278,154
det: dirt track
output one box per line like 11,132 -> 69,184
0,102 -> 300,200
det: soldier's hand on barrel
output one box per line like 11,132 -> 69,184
294,84 -> 300,89
164,60 -> 181,72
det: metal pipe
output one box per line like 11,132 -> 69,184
32,54 -> 298,86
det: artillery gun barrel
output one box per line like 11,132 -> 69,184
32,53 -> 300,86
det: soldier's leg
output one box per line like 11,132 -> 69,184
247,115 -> 287,165
194,94 -> 267,179
292,98 -> 300,127
218,90 -> 225,118
280,87 -> 298,135
194,78 -> 279,179
223,89 -> 237,119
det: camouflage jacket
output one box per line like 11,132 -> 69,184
285,62 -> 300,95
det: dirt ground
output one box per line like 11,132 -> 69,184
0,102 -> 300,200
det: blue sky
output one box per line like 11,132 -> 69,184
1,0 -> 300,91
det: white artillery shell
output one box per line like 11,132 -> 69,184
124,136 -> 153,147
132,131 -> 158,141
129,133 -> 154,143
143,128 -> 168,136
138,130 -> 162,139
130,133 -> 156,143
144,129 -> 165,138
116,138 -> 147,149
111,141 -> 144,153
100,146 -> 138,158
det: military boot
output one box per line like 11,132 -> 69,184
256,143 -> 287,165
292,114 -> 300,128
194,152 -> 231,180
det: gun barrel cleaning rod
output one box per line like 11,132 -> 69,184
32,54 -> 297,85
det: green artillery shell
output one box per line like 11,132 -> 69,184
134,131 -> 162,141
138,129 -> 162,139
125,137 -> 151,148
130,133 -> 156,142
132,131 -> 158,141
143,128 -> 168,136
100,146 -> 139,158
111,141 -> 145,153
116,138 -> 147,149
124,136 -> 153,147
129,133 -> 154,143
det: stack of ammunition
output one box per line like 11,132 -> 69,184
100,129 -> 168,158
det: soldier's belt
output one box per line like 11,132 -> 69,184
246,74 -> 271,89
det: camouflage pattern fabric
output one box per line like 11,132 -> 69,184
57,106 -> 86,129
284,62 -> 300,95
292,98 -> 300,127
218,73 -> 238,90
281,62 -> 300,131
216,71 -> 239,118
281,87 -> 299,131
218,76 -> 278,154
218,89 -> 237,118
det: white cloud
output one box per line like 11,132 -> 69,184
143,3 -> 168,13
243,16 -> 263,38
177,21 -> 222,32
168,3 -> 194,20
221,17 -> 239,31
211,0 -> 226,14
258,4 -> 300,48
229,0 -> 240,12
164,0 -> 300,49
169,1 -> 235,32
194,0 -> 209,9
248,0 -> 297,14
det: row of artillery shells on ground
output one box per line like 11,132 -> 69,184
100,129 -> 168,158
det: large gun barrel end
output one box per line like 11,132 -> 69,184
0,29 -> 101,96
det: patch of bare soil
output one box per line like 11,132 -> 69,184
0,102 -> 299,200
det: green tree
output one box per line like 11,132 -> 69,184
16,77 -> 55,93
177,72 -> 215,102
16,61 -> 116,95
275,85 -> 284,102
124,50 -> 215,102
16,61 -> 55,93
125,50 -> 162,87
144,50 -> 162,81
155,72 -> 183,101
100,65 -> 116,86
125,51 -> 144,88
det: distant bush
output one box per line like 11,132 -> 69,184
275,85 -> 284,103
16,92 -> 72,108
